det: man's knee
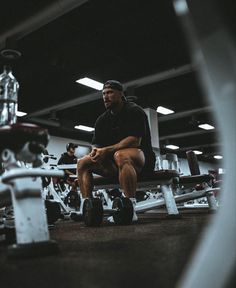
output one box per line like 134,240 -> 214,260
114,150 -> 133,168
77,155 -> 91,171
114,149 -> 145,173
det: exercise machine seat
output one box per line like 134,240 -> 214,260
93,169 -> 180,186
179,174 -> 213,185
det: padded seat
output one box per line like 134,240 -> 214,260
93,169 -> 179,186
0,122 -> 49,153
179,174 -> 213,185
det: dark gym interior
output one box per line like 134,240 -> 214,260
0,1 -> 235,288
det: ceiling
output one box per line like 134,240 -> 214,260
1,0 -> 231,163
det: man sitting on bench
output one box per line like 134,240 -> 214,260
77,80 -> 156,222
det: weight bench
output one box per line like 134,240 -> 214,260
93,169 -> 181,217
55,163 -> 218,223
177,174 -> 218,211
93,170 -> 218,216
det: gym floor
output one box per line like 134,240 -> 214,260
0,208 -> 212,288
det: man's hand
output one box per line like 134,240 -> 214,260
90,136 -> 141,163
90,148 -> 97,158
90,147 -> 108,163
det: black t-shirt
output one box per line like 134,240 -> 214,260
57,152 -> 77,175
92,102 -> 156,171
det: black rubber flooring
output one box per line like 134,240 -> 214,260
0,208 -> 213,288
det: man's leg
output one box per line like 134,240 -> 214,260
77,155 -> 94,199
113,148 -> 145,221
113,148 -> 145,198
77,155 -> 118,212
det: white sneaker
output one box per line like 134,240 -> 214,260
132,210 -> 138,222
79,197 -> 87,214
130,197 -> 138,222
107,216 -> 114,223
107,210 -> 138,223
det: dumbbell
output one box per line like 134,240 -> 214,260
45,200 -> 62,225
111,197 -> 133,225
83,198 -> 104,227
82,197 -> 134,226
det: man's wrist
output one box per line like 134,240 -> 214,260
105,145 -> 117,155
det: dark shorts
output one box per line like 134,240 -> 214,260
141,152 -> 156,175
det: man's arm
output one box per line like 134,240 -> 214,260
90,136 -> 141,162
104,136 -> 141,154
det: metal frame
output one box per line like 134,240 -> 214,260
0,145 -> 64,256
56,164 -> 218,218
174,1 -> 236,287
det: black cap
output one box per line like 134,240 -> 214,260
66,143 -> 78,151
103,80 -> 123,91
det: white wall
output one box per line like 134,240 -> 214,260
178,157 -> 217,175
46,135 -> 91,165
46,135 -> 218,175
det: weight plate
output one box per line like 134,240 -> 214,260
112,197 -> 133,225
83,198 -> 103,227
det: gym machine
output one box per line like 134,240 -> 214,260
0,62 -> 64,257
45,164 -> 82,222
0,123 -> 64,257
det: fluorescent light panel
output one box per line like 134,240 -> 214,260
16,111 -> 27,117
214,155 -> 223,159
174,0 -> 189,15
193,150 -> 203,155
166,144 -> 179,150
74,125 -> 94,132
198,123 -> 215,130
218,168 -> 225,174
76,77 -> 103,90
156,106 -> 174,115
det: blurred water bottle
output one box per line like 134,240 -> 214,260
0,65 -> 19,126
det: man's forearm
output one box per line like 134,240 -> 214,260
105,136 -> 141,155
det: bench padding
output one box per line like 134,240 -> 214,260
93,169 -> 179,186
179,174 -> 213,185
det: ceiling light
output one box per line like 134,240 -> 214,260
166,144 -> 179,150
74,125 -> 94,132
214,155 -> 223,160
16,111 -> 27,117
76,77 -> 103,90
174,0 -> 189,16
198,123 -> 215,130
156,106 -> 174,115
193,150 -> 203,155
218,168 -> 225,174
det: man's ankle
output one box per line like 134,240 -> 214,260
129,197 -> 138,222
129,197 -> 137,206
132,210 -> 138,222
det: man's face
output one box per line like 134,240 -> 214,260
69,147 -> 75,154
102,88 -> 122,109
